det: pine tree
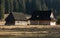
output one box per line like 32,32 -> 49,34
42,0 -> 48,11
36,0 -> 42,10
0,0 -> 5,20
5,0 -> 10,14
22,0 -> 26,13
15,0 -> 19,12
18,0 -> 24,12
9,0 -> 13,13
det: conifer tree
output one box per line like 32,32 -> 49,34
0,0 -> 5,20
9,0 -> 13,13
42,0 -> 48,11
5,0 -> 10,13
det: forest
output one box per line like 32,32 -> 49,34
0,0 -> 60,19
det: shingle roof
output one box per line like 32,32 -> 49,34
12,12 -> 27,21
5,12 -> 27,21
29,10 -> 51,20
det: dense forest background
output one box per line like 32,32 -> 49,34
0,0 -> 60,19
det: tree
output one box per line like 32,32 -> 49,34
42,0 -> 48,11
9,0 -> 13,13
0,0 -> 5,20
5,0 -> 10,14
22,0 -> 26,13
17,0 -> 24,12
56,16 -> 60,25
36,0 -> 42,10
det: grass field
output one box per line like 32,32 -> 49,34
0,25 -> 60,38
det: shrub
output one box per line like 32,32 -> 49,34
56,17 -> 60,25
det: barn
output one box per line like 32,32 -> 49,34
5,12 -> 28,25
29,10 -> 56,25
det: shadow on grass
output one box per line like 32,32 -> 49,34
0,35 -> 60,38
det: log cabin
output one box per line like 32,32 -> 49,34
29,10 -> 56,25
5,12 -> 28,25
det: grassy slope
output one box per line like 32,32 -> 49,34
0,25 -> 60,38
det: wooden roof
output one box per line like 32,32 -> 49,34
5,12 -> 27,21
29,10 -> 52,20
12,12 -> 27,21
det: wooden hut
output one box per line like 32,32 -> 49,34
5,12 -> 27,25
29,10 -> 56,25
